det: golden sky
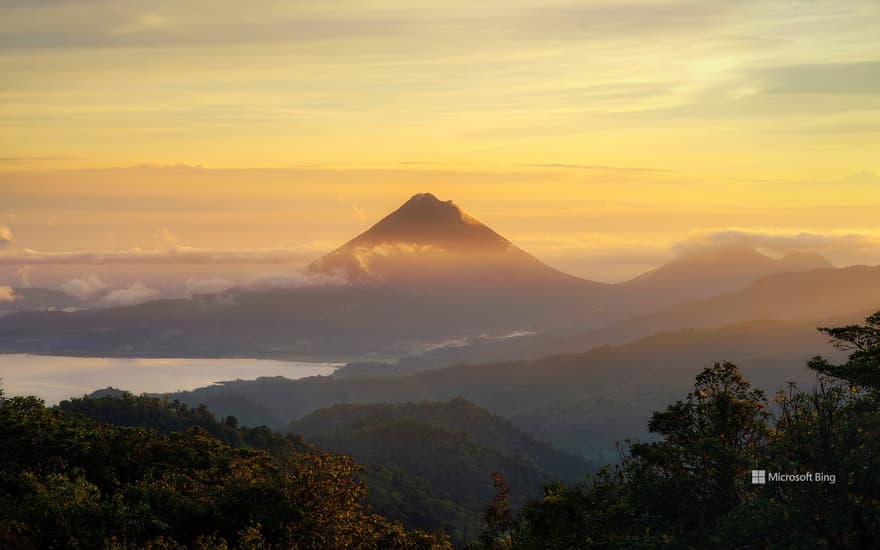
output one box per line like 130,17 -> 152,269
1,0 -> 879,288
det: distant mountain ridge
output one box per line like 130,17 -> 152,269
393,263 -> 879,368
0,287 -> 85,316
0,192 -> 867,361
620,245 -> 834,304
172,314 -> 860,462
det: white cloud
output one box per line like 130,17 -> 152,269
0,225 -> 12,248
111,13 -> 171,35
59,275 -> 108,301
152,227 -> 180,249
675,228 -> 880,255
15,265 -> 32,287
0,286 -> 16,302
0,244 -> 321,266
246,271 -> 348,290
97,282 -> 160,307
352,203 -> 366,225
184,277 -> 235,296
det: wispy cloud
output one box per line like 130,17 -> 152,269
0,1 -> 754,50
0,226 -> 12,248
0,245 -> 321,266
760,61 -> 880,95
0,157 -> 79,162
351,203 -> 366,225
523,163 -> 671,173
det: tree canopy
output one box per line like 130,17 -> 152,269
0,389 -> 450,549
500,311 -> 880,549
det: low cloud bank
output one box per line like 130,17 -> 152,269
675,228 -> 880,256
0,286 -> 16,302
0,226 -> 12,249
60,275 -> 108,301
97,282 -> 161,307
246,271 -> 348,290
184,277 -> 236,296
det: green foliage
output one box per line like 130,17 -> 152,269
0,393 -> 451,549
626,361 -> 770,544
289,400 -> 591,546
9,310 -> 880,549
504,311 -> 880,549
290,399 -> 589,481
479,473 -> 513,550
59,393 -> 302,461
811,311 -> 880,389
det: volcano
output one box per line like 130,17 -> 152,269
309,193 -> 586,288
0,193 -> 611,359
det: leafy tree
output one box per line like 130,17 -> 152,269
479,472 -> 513,549
508,312 -> 880,549
624,361 -> 770,545
810,311 -> 880,389
510,470 -> 638,550
0,391 -> 451,549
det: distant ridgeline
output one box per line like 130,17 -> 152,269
170,315 -> 855,464
3,193 -> 874,363
3,312 -> 880,548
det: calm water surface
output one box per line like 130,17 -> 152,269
0,354 -> 339,404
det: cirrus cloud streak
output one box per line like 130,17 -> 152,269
0,245 -> 323,266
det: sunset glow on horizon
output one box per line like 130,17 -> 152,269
2,0 -> 879,287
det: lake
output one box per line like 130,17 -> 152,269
0,354 -> 340,405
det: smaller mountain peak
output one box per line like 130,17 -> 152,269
778,250 -> 834,270
677,244 -> 772,264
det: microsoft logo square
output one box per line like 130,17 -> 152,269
751,470 -> 766,484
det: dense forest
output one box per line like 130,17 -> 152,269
0,389 -> 451,549
2,313 -> 879,548
289,400 -> 590,543
490,312 -> 880,549
54,396 -> 589,546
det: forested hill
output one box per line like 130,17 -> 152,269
58,394 -> 590,546
290,399 -> 588,480
289,399 -> 592,543
492,312 -> 880,549
1,390 -> 451,549
4,312 -> 879,548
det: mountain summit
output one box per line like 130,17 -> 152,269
0,193 -> 613,360
337,192 -> 513,251
310,193 -> 585,286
